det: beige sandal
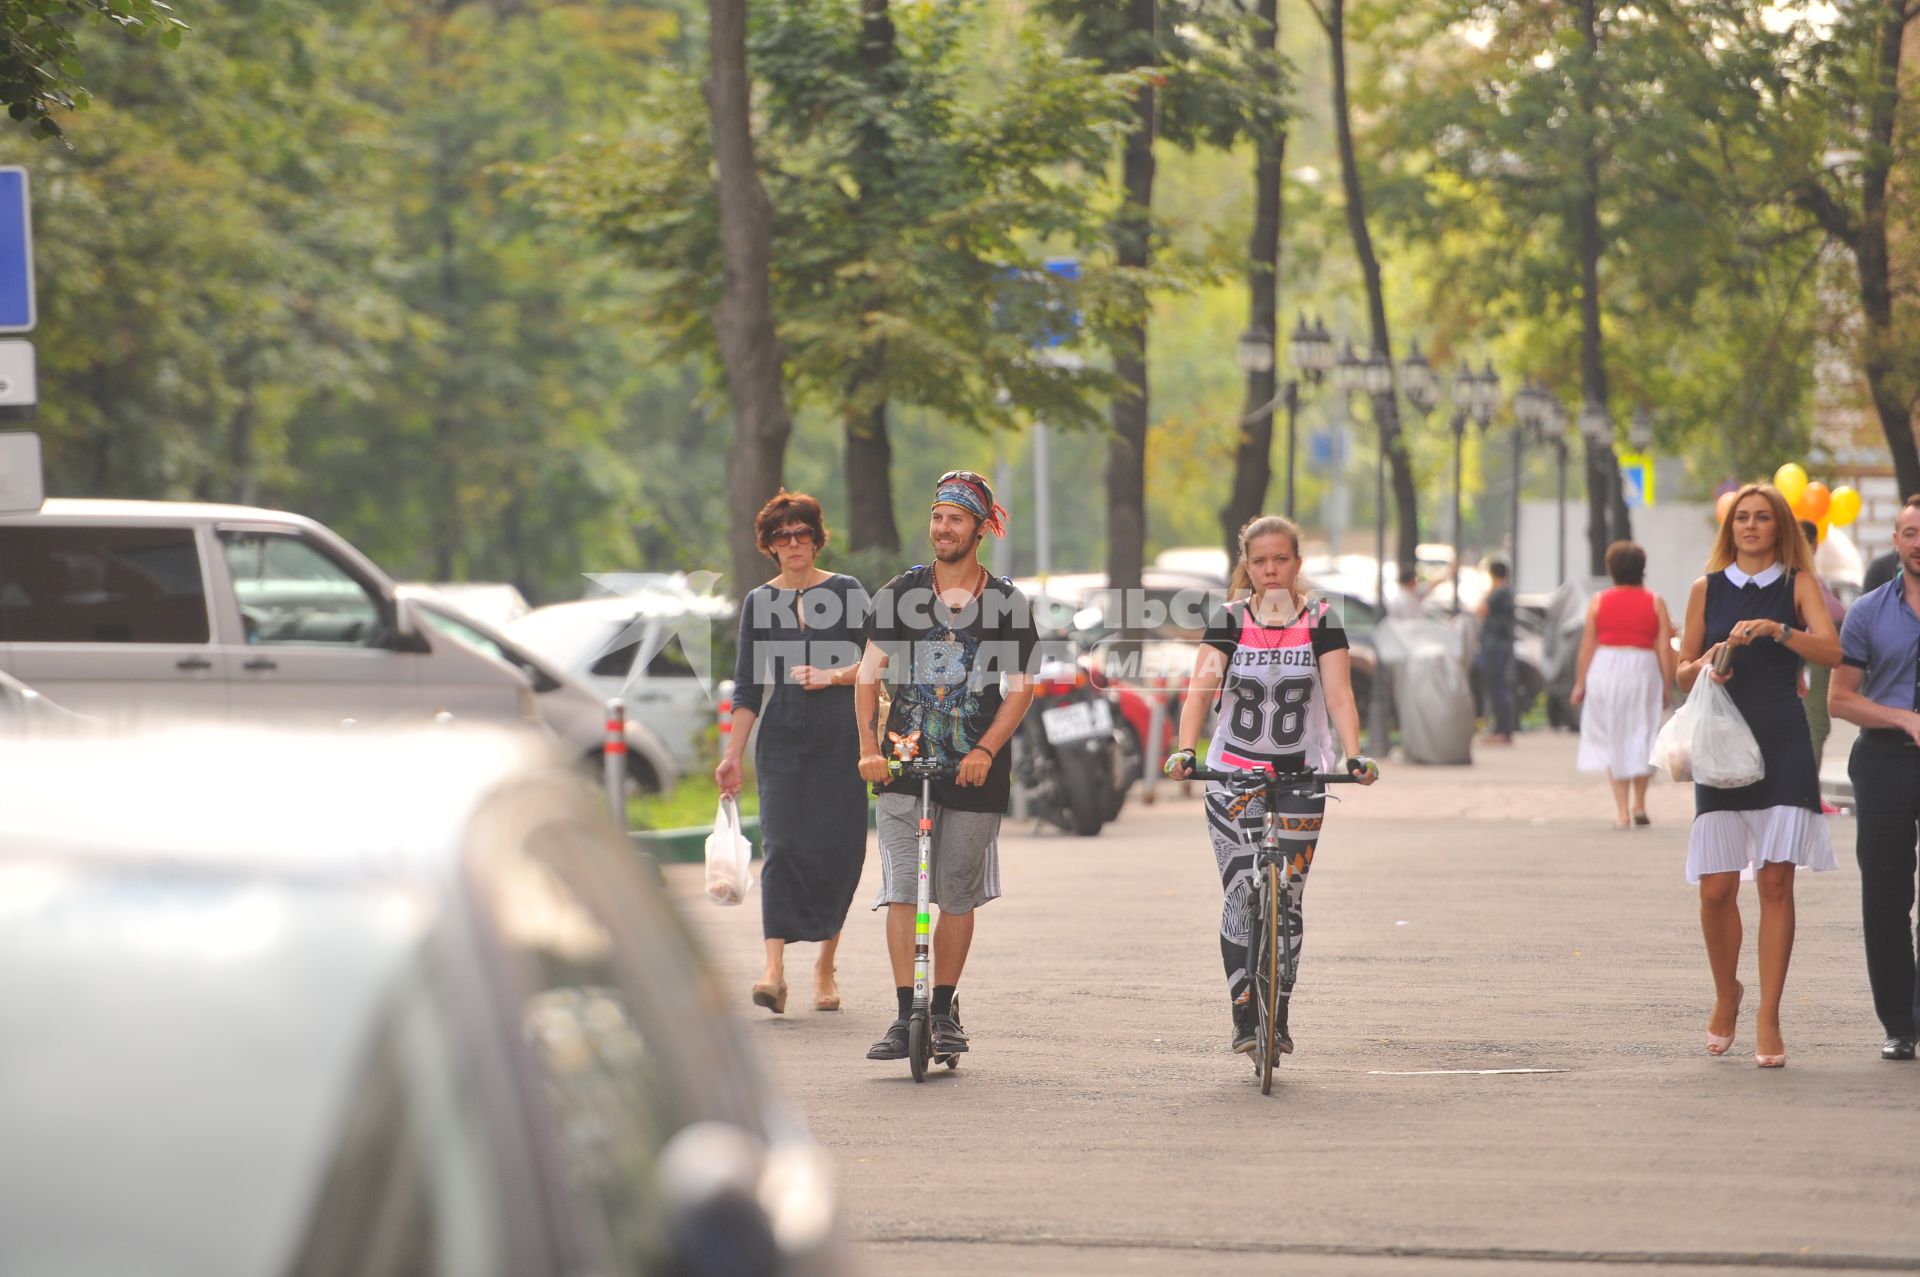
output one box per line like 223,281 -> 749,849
751,980 -> 788,1014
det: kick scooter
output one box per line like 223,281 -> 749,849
885,743 -> 962,1082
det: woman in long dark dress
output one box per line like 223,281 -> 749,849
716,491 -> 869,1015
1674,483 -> 1841,1067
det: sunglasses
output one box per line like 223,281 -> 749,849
769,527 -> 816,547
939,470 -> 988,486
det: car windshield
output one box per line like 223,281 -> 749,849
0,859 -> 500,1277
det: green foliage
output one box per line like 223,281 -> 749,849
525,1 -> 1161,441
12,0 -> 705,601
0,0 -> 188,138
1353,0 -> 1844,486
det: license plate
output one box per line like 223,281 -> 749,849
1041,699 -> 1112,745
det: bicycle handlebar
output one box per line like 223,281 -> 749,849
1185,767 -> 1363,789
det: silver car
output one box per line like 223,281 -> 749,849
508,593 -> 734,771
400,585 -> 680,795
0,729 -> 846,1277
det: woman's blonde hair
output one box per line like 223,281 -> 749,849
1229,514 -> 1304,596
1706,483 -> 1813,575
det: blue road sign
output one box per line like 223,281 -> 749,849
1618,452 -> 1654,508
1309,429 -> 1346,471
0,169 -> 32,333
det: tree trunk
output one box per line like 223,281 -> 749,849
843,381 -> 898,552
1329,0 -> 1418,574
707,0 -> 794,599
844,0 -> 902,552
1858,0 -> 1920,499
1106,0 -> 1156,594
1576,0 -> 1627,574
1220,0 -> 1284,563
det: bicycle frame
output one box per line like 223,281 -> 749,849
1190,765 -> 1357,1092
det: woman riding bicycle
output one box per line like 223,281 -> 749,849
1165,515 -> 1377,1056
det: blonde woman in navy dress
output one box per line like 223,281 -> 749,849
1674,483 -> 1842,1067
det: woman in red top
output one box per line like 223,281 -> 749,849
1572,541 -> 1676,828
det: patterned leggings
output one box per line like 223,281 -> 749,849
1205,784 -> 1325,1003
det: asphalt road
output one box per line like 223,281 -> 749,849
671,732 -> 1920,1276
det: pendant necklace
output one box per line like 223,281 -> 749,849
936,564 -> 987,642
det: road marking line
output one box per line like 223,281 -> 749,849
1366,1068 -> 1570,1076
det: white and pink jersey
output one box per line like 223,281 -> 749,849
1201,595 -> 1349,774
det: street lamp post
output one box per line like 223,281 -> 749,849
1510,379 -> 1555,591
1283,315 -> 1334,518
1540,396 -> 1571,584
1445,359 -> 1501,612
1361,349 -> 1394,622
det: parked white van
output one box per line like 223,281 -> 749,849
0,499 -> 541,730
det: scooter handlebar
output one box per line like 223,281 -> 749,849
887,758 -> 963,780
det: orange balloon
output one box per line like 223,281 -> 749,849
1803,481 -> 1831,521
1715,491 -> 1737,523
1789,489 -> 1813,520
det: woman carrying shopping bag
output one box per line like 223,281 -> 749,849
1675,483 -> 1842,1067
716,491 -> 870,1015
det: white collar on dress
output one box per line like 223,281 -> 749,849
1724,562 -> 1784,588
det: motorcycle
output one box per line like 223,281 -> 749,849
1012,614 -> 1118,837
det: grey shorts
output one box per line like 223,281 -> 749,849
871,793 -> 1003,915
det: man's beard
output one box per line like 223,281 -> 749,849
932,540 -> 975,565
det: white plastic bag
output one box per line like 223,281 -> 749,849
1648,688 -> 1696,782
1650,672 -> 1764,788
704,795 -> 755,906
1690,676 -> 1765,789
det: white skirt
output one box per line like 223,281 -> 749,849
1685,807 -> 1837,884
1576,646 -> 1665,779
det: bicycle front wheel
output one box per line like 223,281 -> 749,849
1259,861 -> 1282,1096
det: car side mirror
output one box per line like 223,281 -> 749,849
390,596 -> 432,654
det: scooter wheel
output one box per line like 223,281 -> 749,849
945,1055 -> 960,1070
908,1014 -> 930,1083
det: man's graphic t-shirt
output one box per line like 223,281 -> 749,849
1201,594 -> 1349,774
866,565 -> 1040,814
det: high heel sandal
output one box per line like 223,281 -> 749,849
751,980 -> 788,1015
1706,983 -> 1743,1056
1755,1053 -> 1786,1069
814,968 -> 841,1012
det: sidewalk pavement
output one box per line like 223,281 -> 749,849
671,729 -> 1918,1276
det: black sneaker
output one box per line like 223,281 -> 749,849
866,1019 -> 909,1061
1230,999 -> 1257,1054
1883,1034 -> 1918,1061
932,1014 -> 969,1054
1274,996 -> 1294,1056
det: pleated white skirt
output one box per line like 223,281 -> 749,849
1686,807 -> 1837,884
1576,647 -> 1665,779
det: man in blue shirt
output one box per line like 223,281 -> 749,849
1829,494 -> 1920,1061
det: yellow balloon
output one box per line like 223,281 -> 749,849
1773,462 -> 1809,505
1829,485 -> 1862,527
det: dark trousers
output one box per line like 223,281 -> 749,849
1848,735 -> 1920,1038
1479,643 -> 1516,735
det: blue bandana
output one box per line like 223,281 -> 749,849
932,474 -> 1007,537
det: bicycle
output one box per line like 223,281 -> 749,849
883,752 -> 964,1083
1189,765 -> 1360,1095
